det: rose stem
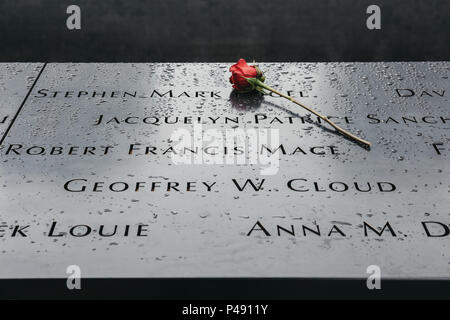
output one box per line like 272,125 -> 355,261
252,78 -> 371,148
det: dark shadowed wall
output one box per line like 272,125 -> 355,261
0,0 -> 449,62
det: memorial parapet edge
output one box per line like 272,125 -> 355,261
0,62 -> 448,279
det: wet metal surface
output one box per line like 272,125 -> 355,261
0,64 -> 41,138
0,62 -> 448,279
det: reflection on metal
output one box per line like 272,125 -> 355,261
0,62 -> 448,279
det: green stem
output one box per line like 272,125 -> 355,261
252,78 -> 371,148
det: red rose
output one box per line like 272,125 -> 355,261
229,58 -> 262,92
227,58 -> 371,147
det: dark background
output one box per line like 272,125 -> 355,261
0,0 -> 448,62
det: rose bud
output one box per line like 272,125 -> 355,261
229,58 -> 265,92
